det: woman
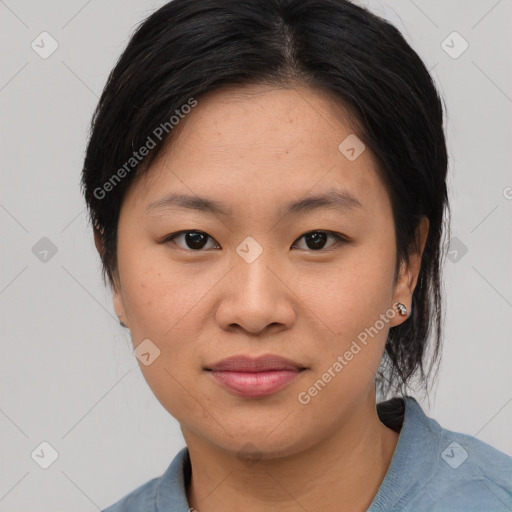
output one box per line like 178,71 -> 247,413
81,0 -> 512,510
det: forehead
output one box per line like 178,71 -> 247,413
169,83 -> 362,159
125,84 -> 390,218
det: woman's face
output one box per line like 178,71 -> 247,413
111,84 -> 426,458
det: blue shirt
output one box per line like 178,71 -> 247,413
102,397 -> 512,511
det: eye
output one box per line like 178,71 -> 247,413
162,230 -> 220,251
291,230 -> 349,251
161,229 -> 349,252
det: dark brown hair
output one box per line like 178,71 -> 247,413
81,0 -> 450,399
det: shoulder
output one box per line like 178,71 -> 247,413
422,422 -> 512,510
102,477 -> 159,512
101,447 -> 191,512
399,397 -> 512,511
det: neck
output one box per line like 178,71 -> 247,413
183,392 -> 400,512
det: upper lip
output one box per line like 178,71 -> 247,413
206,354 -> 306,372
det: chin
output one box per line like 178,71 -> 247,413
206,422 -> 316,460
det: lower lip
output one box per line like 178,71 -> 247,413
209,369 -> 302,398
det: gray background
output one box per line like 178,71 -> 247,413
1,0 -> 511,510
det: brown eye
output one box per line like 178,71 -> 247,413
292,231 -> 348,251
163,231 -> 220,250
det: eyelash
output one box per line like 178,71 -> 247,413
161,230 -> 350,252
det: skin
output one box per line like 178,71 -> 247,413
95,83 -> 429,511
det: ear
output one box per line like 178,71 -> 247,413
93,227 -> 103,256
389,216 -> 429,327
112,283 -> 128,328
94,228 -> 128,328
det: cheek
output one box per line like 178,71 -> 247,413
303,245 -> 395,369
117,238 -> 199,332
294,270 -> 395,415
116,252 -> 213,421
307,244 -> 394,321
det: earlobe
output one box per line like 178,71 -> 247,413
390,262 -> 411,327
94,229 -> 129,329
93,228 -> 103,256
112,284 -> 129,329
390,216 -> 429,327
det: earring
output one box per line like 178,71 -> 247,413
396,303 -> 408,316
118,315 -> 128,328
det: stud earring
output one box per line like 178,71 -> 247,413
118,315 -> 128,328
396,303 -> 408,316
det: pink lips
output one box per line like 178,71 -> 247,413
206,355 -> 305,398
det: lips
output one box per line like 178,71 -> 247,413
206,354 -> 306,372
205,355 -> 307,398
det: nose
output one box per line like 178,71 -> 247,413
215,252 -> 296,335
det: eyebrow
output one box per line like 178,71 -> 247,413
144,189 -> 363,218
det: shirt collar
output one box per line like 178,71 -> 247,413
155,445 -> 191,511
368,396 -> 440,511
